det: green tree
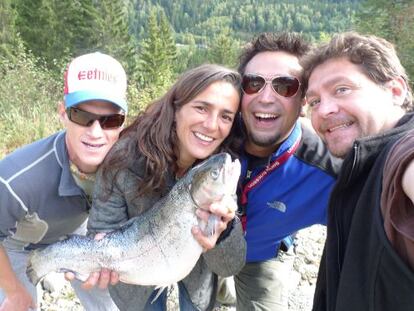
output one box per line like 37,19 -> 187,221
137,8 -> 177,106
94,0 -> 138,80
0,0 -> 23,62
14,0 -> 102,71
355,0 -> 414,88
208,27 -> 240,68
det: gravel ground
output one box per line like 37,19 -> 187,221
38,225 -> 325,311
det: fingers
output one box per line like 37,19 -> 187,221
80,269 -> 119,290
110,271 -> 120,285
191,226 -> 216,251
209,201 -> 236,223
81,271 -> 100,290
94,232 -> 106,240
64,271 -> 75,281
97,269 -> 111,289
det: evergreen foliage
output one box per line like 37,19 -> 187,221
4,0 -> 414,155
94,0 -> 139,78
136,8 -> 177,104
0,0 -> 23,62
355,0 -> 414,88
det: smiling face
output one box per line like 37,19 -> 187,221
306,57 -> 405,158
241,51 -> 304,157
59,100 -> 124,173
175,81 -> 240,171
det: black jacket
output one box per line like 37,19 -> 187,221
313,113 -> 414,311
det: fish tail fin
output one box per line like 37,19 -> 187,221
26,249 -> 46,285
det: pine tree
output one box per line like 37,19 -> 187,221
208,27 -> 240,68
355,0 -> 414,89
137,8 -> 178,104
94,0 -> 138,79
0,0 -> 23,62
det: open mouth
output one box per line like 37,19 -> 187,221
194,132 -> 214,142
327,121 -> 353,133
254,112 -> 278,121
82,141 -> 105,149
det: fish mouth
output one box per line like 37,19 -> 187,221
224,155 -> 241,194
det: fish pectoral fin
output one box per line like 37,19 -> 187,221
151,286 -> 168,304
58,268 -> 89,282
199,214 -> 219,237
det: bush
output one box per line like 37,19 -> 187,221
0,52 -> 62,158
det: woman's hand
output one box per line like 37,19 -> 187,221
192,195 -> 237,251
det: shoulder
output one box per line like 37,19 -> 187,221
385,129 -> 414,189
0,132 -> 64,179
296,122 -> 342,177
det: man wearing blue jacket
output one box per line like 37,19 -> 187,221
232,32 -> 342,311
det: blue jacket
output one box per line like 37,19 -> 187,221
239,121 -> 342,262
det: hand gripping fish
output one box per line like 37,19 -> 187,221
26,153 -> 241,288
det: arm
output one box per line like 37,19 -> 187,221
402,159 -> 414,204
0,246 -> 36,311
87,167 -> 130,234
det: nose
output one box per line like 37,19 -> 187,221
87,120 -> 104,137
316,97 -> 339,118
203,113 -> 219,131
258,82 -> 275,103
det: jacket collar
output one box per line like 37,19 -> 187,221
341,113 -> 414,186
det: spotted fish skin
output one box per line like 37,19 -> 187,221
26,153 -> 241,287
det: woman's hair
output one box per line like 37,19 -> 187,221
301,32 -> 413,111
101,64 -> 242,196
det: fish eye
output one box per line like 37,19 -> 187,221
210,168 -> 220,179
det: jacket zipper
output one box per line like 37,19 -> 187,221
336,142 -> 359,272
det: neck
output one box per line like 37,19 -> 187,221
245,141 -> 281,158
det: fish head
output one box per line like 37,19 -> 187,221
188,153 -> 241,208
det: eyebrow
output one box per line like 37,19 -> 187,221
193,100 -> 237,114
306,76 -> 352,98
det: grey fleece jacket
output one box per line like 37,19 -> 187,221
87,143 -> 246,311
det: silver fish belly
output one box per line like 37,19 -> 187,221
26,153 -> 241,287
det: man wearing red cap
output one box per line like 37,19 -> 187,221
0,52 -> 127,311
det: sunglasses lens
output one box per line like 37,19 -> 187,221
68,108 -> 124,129
272,77 -> 300,97
242,75 -> 266,94
69,108 -> 94,126
100,114 -> 125,129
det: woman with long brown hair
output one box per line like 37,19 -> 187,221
87,64 -> 246,310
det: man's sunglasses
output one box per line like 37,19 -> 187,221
242,74 -> 301,97
66,107 -> 125,129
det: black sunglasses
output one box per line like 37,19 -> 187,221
242,74 -> 301,97
66,107 -> 125,129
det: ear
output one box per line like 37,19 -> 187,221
299,98 -> 307,117
57,101 -> 67,122
386,76 -> 408,107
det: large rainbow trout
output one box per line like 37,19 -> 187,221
26,153 -> 240,287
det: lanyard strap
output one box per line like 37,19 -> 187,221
240,137 -> 301,205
